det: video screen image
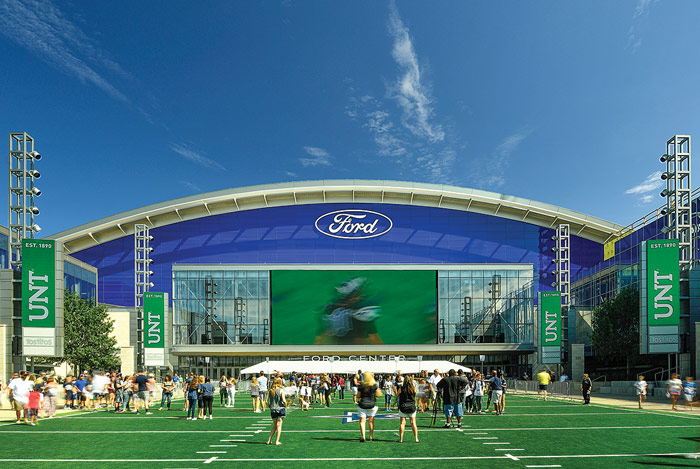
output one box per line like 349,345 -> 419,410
271,270 -> 436,345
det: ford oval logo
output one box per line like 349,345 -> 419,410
315,210 -> 393,240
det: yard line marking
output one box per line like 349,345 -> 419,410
229,434 -> 253,437
504,453 -> 520,460
473,437 -> 498,440
0,454 -> 689,463
483,442 -> 510,445
196,451 -> 227,454
525,466 -> 561,468
497,449 -> 524,451
462,432 -> 489,435
210,445 -> 237,447
203,456 -> 218,464
220,439 -> 245,442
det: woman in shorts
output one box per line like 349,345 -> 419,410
250,377 -> 261,413
266,377 -> 287,446
219,375 -> 228,407
63,376 -> 74,410
634,375 -> 648,409
357,371 -> 382,442
397,375 -> 419,443
667,373 -> 683,411
416,379 -> 430,412
197,376 -> 205,419
300,378 -> 311,410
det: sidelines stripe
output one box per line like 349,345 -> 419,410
210,445 -> 237,447
526,466 -> 561,468
196,451 -> 226,454
496,449 -> 524,451
0,424 -> 695,436
0,453 -> 690,463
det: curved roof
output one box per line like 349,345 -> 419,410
48,179 -> 625,253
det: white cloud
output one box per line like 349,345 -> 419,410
627,0 -> 655,52
299,146 -> 332,167
170,143 -> 227,171
0,0 -> 129,102
387,1 -> 444,143
639,194 -> 654,203
625,171 -> 663,195
472,128 -> 533,190
179,181 -> 201,192
284,171 -> 297,177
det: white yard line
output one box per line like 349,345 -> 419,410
525,466 -> 562,468
473,437 -> 498,439
483,442 -> 510,445
220,439 -> 245,442
209,445 -> 237,447
497,449 -> 524,451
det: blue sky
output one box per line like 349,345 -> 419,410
1,0 -> 699,235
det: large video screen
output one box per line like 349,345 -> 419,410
271,270 -> 436,345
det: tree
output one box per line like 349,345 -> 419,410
62,291 -> 120,373
590,286 -> 640,379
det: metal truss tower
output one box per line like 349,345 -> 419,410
134,224 -> 153,368
554,224 -> 571,352
8,132 -> 41,269
661,135 -> 693,269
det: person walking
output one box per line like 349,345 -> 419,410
201,377 -> 215,420
258,371 -> 269,410
250,377 -> 261,413
197,376 -> 206,419
397,375 -> 419,443
537,369 -> 551,400
667,373 -> 683,411
227,377 -> 237,408
351,372 -> 361,404
634,375 -> 648,409
266,377 -> 287,446
219,376 -> 228,407
683,377 -> 697,409
581,374 -> 592,405
383,375 -> 394,411
43,377 -> 59,418
472,372 -> 484,414
26,384 -> 42,426
186,379 -> 199,420
357,371 -> 382,442
159,375 -> 175,411
113,374 -> 124,413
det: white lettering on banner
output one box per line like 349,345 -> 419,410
147,312 -> 161,344
653,270 -> 674,320
315,210 -> 393,240
544,310 -> 558,343
28,270 -> 50,321
302,355 -> 405,362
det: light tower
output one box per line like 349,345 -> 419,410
8,132 -> 42,269
660,135 -> 693,268
134,224 -> 153,369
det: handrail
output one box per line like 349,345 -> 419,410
637,367 -> 663,379
591,375 -> 607,384
654,366 -> 678,383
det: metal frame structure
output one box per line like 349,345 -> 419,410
48,180 -> 625,252
134,223 -> 153,368
553,224 -> 571,359
8,132 -> 41,269
661,135 -> 693,269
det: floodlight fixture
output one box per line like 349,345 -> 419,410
660,189 -> 674,197
28,206 -> 39,215
661,172 -> 674,180
28,151 -> 41,160
28,169 -> 40,178
30,187 -> 41,196
660,154 -> 673,162
30,224 -> 41,232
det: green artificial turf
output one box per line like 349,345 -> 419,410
0,394 -> 698,468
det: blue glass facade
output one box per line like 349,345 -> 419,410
69,202 -> 603,309
64,260 -> 97,301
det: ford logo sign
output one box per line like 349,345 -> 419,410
315,210 -> 393,239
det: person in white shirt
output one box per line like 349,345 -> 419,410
258,371 -> 268,410
428,369 -> 442,409
7,372 -> 28,423
559,373 -> 569,382
667,374 -> 683,411
634,375 -> 648,409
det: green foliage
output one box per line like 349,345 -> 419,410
591,286 -> 640,368
62,291 -> 119,373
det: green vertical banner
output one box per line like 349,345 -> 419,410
643,239 -> 680,354
22,240 -> 56,327
647,240 -> 680,326
539,291 -> 561,364
22,240 -> 58,357
143,292 -> 166,366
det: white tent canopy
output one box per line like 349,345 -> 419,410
240,360 -> 471,376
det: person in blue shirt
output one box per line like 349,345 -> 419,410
683,377 -> 697,409
73,374 -> 88,410
488,370 -> 503,416
201,377 -> 216,419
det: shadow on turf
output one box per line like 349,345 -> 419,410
312,437 -> 394,443
631,455 -> 699,467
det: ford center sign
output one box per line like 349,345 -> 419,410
315,209 -> 393,239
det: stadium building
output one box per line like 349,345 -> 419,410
2,176 -> 698,381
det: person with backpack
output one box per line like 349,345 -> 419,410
266,378 -> 287,446
397,375 -> 419,443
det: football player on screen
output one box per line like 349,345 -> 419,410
314,277 -> 383,345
